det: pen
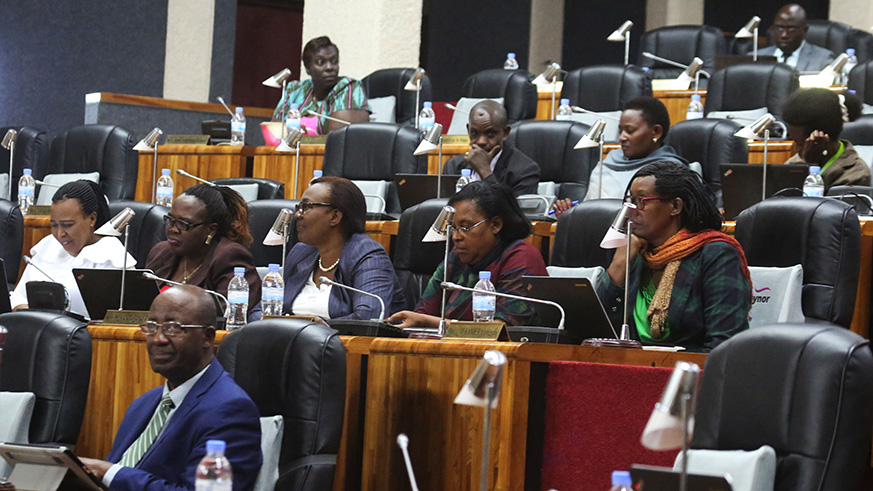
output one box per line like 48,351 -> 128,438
548,200 -> 579,215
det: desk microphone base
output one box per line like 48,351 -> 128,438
581,338 -> 643,349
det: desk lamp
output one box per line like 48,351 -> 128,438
574,120 -> 607,197
96,207 -> 136,316
404,68 -> 426,129
263,68 -> 292,138
735,16 -> 761,61
734,113 -> 776,201
608,20 -> 634,65
134,128 -> 163,203
2,130 -> 17,200
414,123 -> 445,197
275,126 -> 306,198
263,208 -> 295,275
533,63 -> 563,119
422,205 -> 455,337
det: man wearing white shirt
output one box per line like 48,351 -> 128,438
754,4 -> 835,72
442,100 -> 540,196
80,286 -> 261,490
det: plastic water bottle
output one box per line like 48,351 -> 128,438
556,98 -> 572,121
609,470 -> 632,491
310,170 -> 323,185
686,94 -> 704,120
842,49 -> 858,86
456,168 -> 472,193
261,263 -> 284,317
472,271 -> 496,322
803,166 -> 825,197
226,267 -> 249,330
17,169 -> 35,215
195,440 -> 233,491
230,107 -> 246,146
503,52 -> 519,70
156,169 -> 174,206
285,103 -> 301,133
418,101 -> 436,134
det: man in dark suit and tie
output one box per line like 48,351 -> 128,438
81,286 -> 262,490
754,4 -> 836,72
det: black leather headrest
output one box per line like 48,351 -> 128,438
562,65 -> 652,112
108,200 -> 167,269
49,124 -> 138,200
0,126 -> 50,195
393,199 -> 449,275
0,199 -> 22,283
704,63 -> 799,117
848,59 -> 873,104
693,324 -> 873,491
735,197 -> 860,327
550,199 -> 624,269
247,199 -> 300,267
637,25 -> 726,78
665,118 -> 748,197
506,120 -> 596,200
841,115 -> 873,145
362,68 -> 434,124
461,68 -> 538,122
848,30 -> 873,65
213,177 -> 285,200
0,311 -> 91,445
806,19 -> 852,55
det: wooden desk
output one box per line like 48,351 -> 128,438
251,145 -> 326,199
20,216 -> 50,279
536,88 -> 705,125
136,145 -> 254,202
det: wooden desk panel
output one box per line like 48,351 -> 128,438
251,145 -> 325,199
20,215 -> 50,279
135,145 -> 253,202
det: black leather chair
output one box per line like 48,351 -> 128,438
392,199 -> 449,310
506,120 -> 597,201
48,124 -> 138,201
848,59 -> 873,104
0,311 -> 91,446
321,123 -> 426,213
664,118 -> 748,205
692,324 -> 873,491
216,318 -> 346,491
849,29 -> 873,63
735,197 -> 861,328
461,69 -> 538,123
806,19 -> 852,57
826,185 -> 873,215
108,200 -> 167,269
361,68 -> 434,125
561,65 -> 652,112
550,199 -> 623,270
637,25 -> 726,80
0,200 -> 23,287
705,63 -> 800,119
841,114 -> 873,144
0,127 -> 50,197
248,199 -> 300,267
213,177 -> 285,200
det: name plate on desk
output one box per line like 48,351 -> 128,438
25,205 -> 51,216
445,320 -> 510,341
301,135 -> 328,144
104,310 -> 150,326
441,135 -> 471,145
166,135 -> 211,145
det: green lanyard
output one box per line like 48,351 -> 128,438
821,140 -> 845,173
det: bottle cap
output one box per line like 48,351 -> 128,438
641,66 -> 650,71
810,166 -> 821,174
478,271 -> 492,280
849,89 -> 857,95
161,168 -> 170,175
612,470 -> 632,486
691,94 -> 701,101
423,101 -> 433,108
235,106 -> 243,113
290,103 -> 299,110
313,170 -> 323,178
847,48 -> 855,55
23,169 -> 32,176
206,440 -> 226,454
560,98 -> 570,106
268,263 -> 280,271
507,52 -> 516,59
234,267 -> 245,275
461,169 -> 472,176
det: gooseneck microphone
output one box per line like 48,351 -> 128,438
23,256 -> 58,282
318,277 -> 385,321
440,281 -> 567,330
141,271 -> 229,313
176,169 -> 217,187
303,110 -> 352,126
395,433 -> 420,491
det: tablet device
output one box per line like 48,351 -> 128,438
73,268 -> 161,320
0,442 -> 107,490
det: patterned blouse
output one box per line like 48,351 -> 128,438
272,76 -> 368,134
415,239 -> 548,326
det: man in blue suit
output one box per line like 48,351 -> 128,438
81,286 -> 262,490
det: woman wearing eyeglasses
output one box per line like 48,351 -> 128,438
280,176 -> 404,319
600,161 -> 751,352
388,182 -> 548,328
145,184 -> 262,313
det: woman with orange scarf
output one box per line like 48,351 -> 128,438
599,161 -> 752,352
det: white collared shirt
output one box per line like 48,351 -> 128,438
103,363 -> 212,486
772,40 -> 806,68
291,272 -> 332,319
469,149 -> 503,182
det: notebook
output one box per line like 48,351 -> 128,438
394,174 -> 460,210
720,163 -> 809,219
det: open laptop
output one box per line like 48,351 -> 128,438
515,276 -> 618,344
720,163 -> 810,219
630,464 -> 733,491
394,173 -> 460,210
73,268 -> 162,320
201,120 -> 231,145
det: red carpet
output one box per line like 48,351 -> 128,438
541,361 -> 680,490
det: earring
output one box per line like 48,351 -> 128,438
652,137 -> 658,142
205,233 -> 214,245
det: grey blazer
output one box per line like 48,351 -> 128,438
754,41 -> 835,72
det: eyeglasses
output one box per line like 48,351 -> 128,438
773,25 -> 802,34
163,215 -> 208,232
140,321 -> 212,337
452,218 -> 488,236
294,202 -> 333,214
625,195 -> 673,211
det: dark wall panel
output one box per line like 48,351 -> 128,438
212,0 -> 239,103
0,2 -> 169,138
422,0 -> 532,101
704,0 -> 830,34
562,0 -> 647,70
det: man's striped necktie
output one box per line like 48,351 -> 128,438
118,394 -> 175,467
